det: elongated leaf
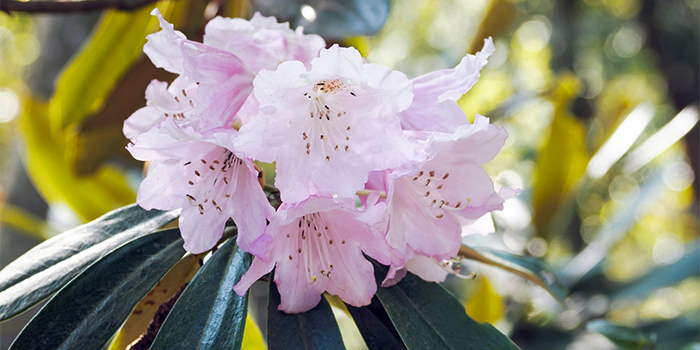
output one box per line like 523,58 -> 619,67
49,3 -> 175,131
372,261 -> 520,350
459,244 -> 567,301
587,320 -> 656,350
10,229 -> 185,350
533,75 -> 589,232
151,238 -> 251,350
21,98 -> 136,222
345,296 -> 406,350
267,270 -> 345,350
0,204 -> 179,321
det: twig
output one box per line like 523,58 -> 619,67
1,0 -> 162,14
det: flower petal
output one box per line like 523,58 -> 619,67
399,38 -> 494,132
143,9 -> 187,74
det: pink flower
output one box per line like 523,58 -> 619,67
203,13 -> 325,73
235,45 -> 417,203
380,115 -> 513,282
233,194 -> 401,313
399,38 -> 495,133
128,119 -> 273,255
125,9 -> 325,140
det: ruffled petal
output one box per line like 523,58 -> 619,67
204,13 -> 324,72
399,38 -> 494,132
143,9 -> 187,74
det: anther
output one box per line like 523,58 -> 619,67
437,184 -> 443,189
429,171 -> 435,177
289,255 -> 293,260
329,239 -> 333,245
188,181 -> 194,185
174,96 -> 180,102
201,159 -> 207,164
425,191 -> 431,197
425,179 -> 431,186
443,173 -> 450,179
194,170 -> 200,176
436,214 -> 444,219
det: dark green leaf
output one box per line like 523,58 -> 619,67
151,237 -> 251,350
345,296 -> 406,350
255,0 -> 391,38
10,228 -> 185,350
459,244 -> 568,301
0,204 -> 179,321
267,270 -> 345,350
587,320 -> 657,350
372,261 -> 520,350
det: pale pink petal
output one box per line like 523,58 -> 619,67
204,13 -> 324,72
386,176 -> 462,261
123,106 -> 164,141
381,265 -> 407,287
143,9 -> 187,74
180,41 -> 255,128
405,256 -> 452,283
179,203 -> 228,253
399,38 -> 494,132
234,256 -> 276,296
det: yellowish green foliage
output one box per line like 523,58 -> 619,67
532,75 -> 590,232
20,98 -> 136,222
465,277 -> 504,325
241,315 -> 266,349
19,1 -> 189,222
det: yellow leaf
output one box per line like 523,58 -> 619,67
241,314 -> 266,350
49,2 -> 178,132
108,254 -> 201,350
533,74 -> 590,232
465,277 -> 503,325
20,98 -> 135,221
0,203 -> 56,240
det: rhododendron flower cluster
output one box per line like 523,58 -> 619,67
125,9 -> 513,313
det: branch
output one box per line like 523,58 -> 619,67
1,0 -> 162,13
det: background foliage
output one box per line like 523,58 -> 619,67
0,0 -> 697,349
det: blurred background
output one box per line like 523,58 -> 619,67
0,0 -> 697,349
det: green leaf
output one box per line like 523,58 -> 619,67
459,244 -> 567,301
9,228 -> 185,350
267,270 -> 345,350
587,320 -> 657,350
151,237 -> 251,350
0,204 -> 179,321
345,296 -> 406,350
372,261 -> 520,350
